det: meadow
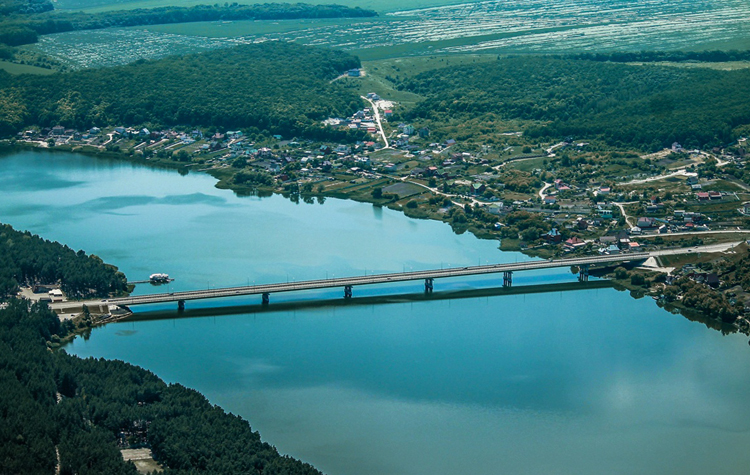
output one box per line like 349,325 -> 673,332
53,0 -> 465,13
0,59 -> 56,74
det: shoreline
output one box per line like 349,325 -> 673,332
4,141 -> 747,339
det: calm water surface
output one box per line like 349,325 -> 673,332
2,149 -> 750,475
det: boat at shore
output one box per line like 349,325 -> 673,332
149,273 -> 170,284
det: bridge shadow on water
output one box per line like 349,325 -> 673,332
124,280 -> 614,322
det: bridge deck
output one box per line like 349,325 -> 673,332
106,252 -> 650,307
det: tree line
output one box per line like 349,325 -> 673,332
564,50 -> 750,64
0,223 -> 128,300
398,56 -> 750,151
0,2 -> 377,46
0,298 -> 324,474
0,41 -> 365,141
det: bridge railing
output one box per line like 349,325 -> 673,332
108,252 -> 651,306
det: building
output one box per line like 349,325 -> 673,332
48,289 -> 64,302
637,217 -> 656,228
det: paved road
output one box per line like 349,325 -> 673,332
539,182 -> 552,200
612,201 -> 638,227
99,253 -> 654,307
637,229 -> 750,239
361,96 -> 390,148
52,243 -> 742,311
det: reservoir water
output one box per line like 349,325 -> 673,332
3,148 -> 750,474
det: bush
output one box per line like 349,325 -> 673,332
630,273 -> 645,286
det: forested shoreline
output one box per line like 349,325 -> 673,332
0,222 -> 128,300
0,299 -> 323,474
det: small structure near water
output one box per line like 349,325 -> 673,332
149,273 -> 170,284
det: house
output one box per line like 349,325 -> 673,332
489,203 -> 513,216
563,236 -> 586,251
544,228 -> 563,244
544,196 -> 557,205
596,207 -> 613,219
696,192 -> 709,200
383,110 -> 393,118
686,176 -> 699,185
347,68 -> 361,77
48,289 -> 64,302
605,244 -> 620,255
630,226 -> 642,235
672,142 -> 683,152
444,139 -> 456,146
554,179 -> 571,191
598,186 -> 611,196
636,217 -> 656,228
51,126 -> 65,136
708,191 -> 722,200
471,183 -> 486,195
402,125 -> 416,136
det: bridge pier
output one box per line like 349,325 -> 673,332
503,271 -> 513,288
344,285 -> 353,299
262,293 -> 270,305
578,264 -> 589,282
177,300 -> 185,311
425,278 -> 434,293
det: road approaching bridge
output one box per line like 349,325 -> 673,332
104,252 -> 655,310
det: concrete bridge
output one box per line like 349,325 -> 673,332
104,252 -> 655,311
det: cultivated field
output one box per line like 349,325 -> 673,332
29,0 -> 750,68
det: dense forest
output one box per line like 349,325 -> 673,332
565,50 -> 750,64
0,0 -> 51,16
0,2 -> 377,46
0,299 -> 323,474
0,41 -> 366,140
0,223 -> 128,300
398,56 -> 750,151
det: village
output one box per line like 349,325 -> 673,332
17,97 -> 750,263
17,99 -> 750,329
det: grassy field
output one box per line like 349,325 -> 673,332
0,60 -> 57,75
143,17 -> 406,38
54,0 -> 470,13
33,0 -> 750,69
342,55 -> 495,106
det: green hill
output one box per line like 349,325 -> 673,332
399,56 -> 750,150
0,41 -> 365,140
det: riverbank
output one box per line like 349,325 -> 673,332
5,141 -> 749,339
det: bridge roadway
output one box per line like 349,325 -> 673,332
106,252 -> 652,308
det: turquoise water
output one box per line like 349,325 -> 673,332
2,148 -> 750,475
